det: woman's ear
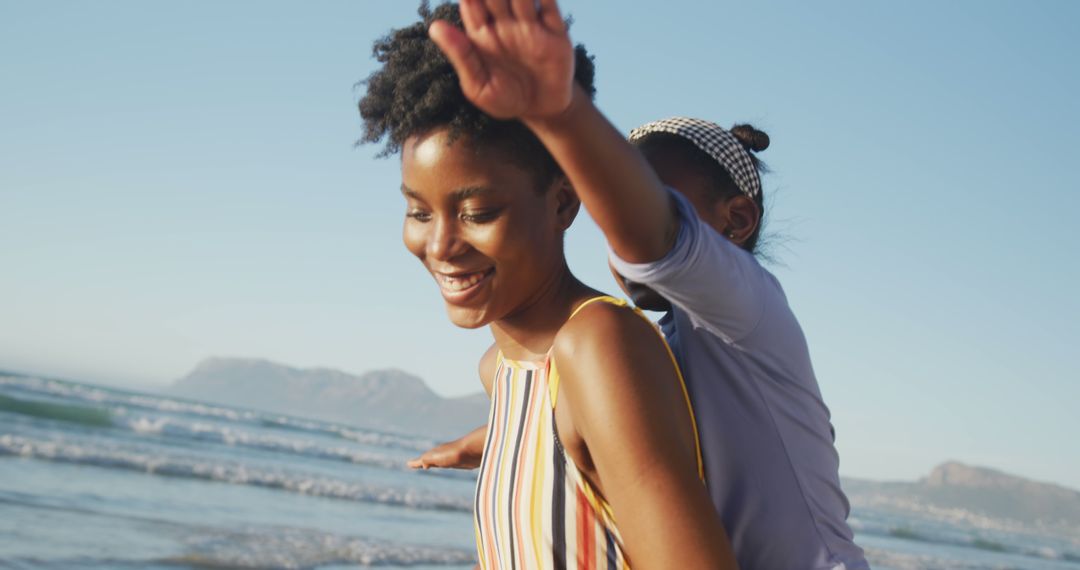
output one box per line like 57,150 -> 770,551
718,195 -> 760,247
552,176 -> 581,231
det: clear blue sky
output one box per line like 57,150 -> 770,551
2,1 -> 1077,489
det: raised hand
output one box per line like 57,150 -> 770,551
428,0 -> 575,121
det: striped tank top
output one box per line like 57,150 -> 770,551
473,296 -> 703,570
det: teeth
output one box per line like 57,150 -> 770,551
438,271 -> 487,292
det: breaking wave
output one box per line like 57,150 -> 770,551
0,393 -> 112,428
0,434 -> 471,513
1,374 -> 435,451
122,415 -> 409,471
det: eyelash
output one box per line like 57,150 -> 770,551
461,210 -> 500,223
405,209 -> 501,224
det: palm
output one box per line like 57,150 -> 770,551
430,0 -> 575,120
466,16 -> 573,118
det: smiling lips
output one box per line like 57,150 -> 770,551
433,268 -> 494,300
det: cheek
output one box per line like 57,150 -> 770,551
467,224 -> 503,257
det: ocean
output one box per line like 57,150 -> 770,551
1,372 -> 1077,570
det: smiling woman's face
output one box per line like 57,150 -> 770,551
400,127 -> 567,329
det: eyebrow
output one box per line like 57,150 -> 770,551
400,184 -> 497,201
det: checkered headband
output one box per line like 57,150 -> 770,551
628,117 -> 761,200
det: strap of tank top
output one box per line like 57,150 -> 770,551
549,296 -> 626,407
568,295 -> 628,320
548,295 -> 705,480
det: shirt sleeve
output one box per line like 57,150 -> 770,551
608,189 -> 772,343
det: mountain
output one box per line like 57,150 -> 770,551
168,357 -> 488,439
843,461 -> 1080,533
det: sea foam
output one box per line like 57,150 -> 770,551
0,434 -> 471,513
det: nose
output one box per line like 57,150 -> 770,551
426,215 -> 466,261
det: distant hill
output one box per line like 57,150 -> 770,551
843,461 -> 1080,534
168,357 -> 488,439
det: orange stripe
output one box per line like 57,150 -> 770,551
576,486 -> 595,570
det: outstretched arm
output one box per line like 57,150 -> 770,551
407,425 -> 486,470
429,0 -> 677,263
407,343 -> 499,469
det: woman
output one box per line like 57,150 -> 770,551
360,3 -> 736,569
421,0 -> 867,567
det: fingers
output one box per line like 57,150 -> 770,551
459,0 -> 490,34
509,0 -> 538,22
407,458 -> 428,470
537,0 -> 566,33
484,0 -> 554,28
469,0 -> 563,35
429,20 -> 491,97
483,0 -> 511,20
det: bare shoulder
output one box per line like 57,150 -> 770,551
551,300 -> 674,402
551,299 -> 700,498
478,343 -> 499,396
553,300 -> 661,360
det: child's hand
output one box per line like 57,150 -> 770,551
429,0 -> 575,121
407,437 -> 482,470
407,440 -> 465,469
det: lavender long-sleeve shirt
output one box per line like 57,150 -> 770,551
609,190 -> 868,570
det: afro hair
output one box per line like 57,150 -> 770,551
358,1 -> 596,187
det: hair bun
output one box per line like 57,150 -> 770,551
730,124 -> 770,153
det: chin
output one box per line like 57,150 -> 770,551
444,305 -> 492,330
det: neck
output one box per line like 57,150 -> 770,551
489,261 -> 597,361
